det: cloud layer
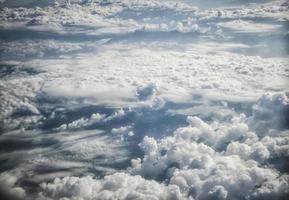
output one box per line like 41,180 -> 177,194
0,0 -> 288,200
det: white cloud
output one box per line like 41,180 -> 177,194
37,98 -> 289,199
111,125 -> 132,135
0,0 -> 288,199
55,113 -> 105,131
218,20 -> 283,33
247,92 -> 289,134
128,93 -> 289,199
0,172 -> 26,199
38,172 -> 182,200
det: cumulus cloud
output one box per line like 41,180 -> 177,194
37,91 -> 289,199
38,173 -> 182,200
0,172 -> 26,200
0,0 -> 288,199
55,113 -> 105,131
136,83 -> 158,101
247,92 -> 289,134
128,93 -> 289,199
111,125 -> 134,140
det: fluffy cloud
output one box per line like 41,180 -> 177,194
128,94 -> 289,199
111,125 -> 134,140
54,108 -> 129,131
247,92 -> 289,134
0,172 -> 26,200
55,113 -> 105,131
0,0 -> 288,200
38,172 -> 182,200
37,92 -> 289,199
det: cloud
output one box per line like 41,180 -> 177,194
136,83 -> 158,101
247,92 -> 289,134
0,0 -> 288,199
38,172 -> 182,200
54,108 -> 130,131
0,172 -> 26,200
37,91 -> 289,199
129,93 -> 289,199
111,125 -> 133,136
218,20 -> 283,33
55,113 -> 106,131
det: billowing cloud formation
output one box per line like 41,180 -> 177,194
248,92 -> 289,134
38,172 -> 182,200
55,113 -> 106,131
0,172 -> 26,200
36,93 -> 289,200
0,0 -> 288,200
128,93 -> 289,199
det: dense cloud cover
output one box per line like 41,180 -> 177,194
33,94 -> 289,200
38,173 -> 182,200
0,0 -> 288,200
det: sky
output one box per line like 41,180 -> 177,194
0,0 -> 288,200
